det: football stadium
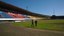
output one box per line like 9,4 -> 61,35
0,1 -> 64,36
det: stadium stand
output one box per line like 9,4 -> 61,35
0,11 -> 12,18
7,12 -> 25,18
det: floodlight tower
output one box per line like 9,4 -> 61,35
26,6 -> 28,10
53,9 -> 55,15
51,9 -> 56,19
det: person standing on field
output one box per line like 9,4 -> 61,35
31,17 -> 38,27
35,20 -> 37,26
31,19 -> 34,27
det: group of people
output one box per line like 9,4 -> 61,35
31,19 -> 37,27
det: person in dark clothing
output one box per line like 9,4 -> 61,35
35,20 -> 37,26
31,20 -> 34,27
31,19 -> 38,27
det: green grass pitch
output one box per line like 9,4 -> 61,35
12,19 -> 64,31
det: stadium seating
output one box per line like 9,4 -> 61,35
0,11 -> 12,18
7,12 -> 25,18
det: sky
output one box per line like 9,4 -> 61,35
1,0 -> 64,16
